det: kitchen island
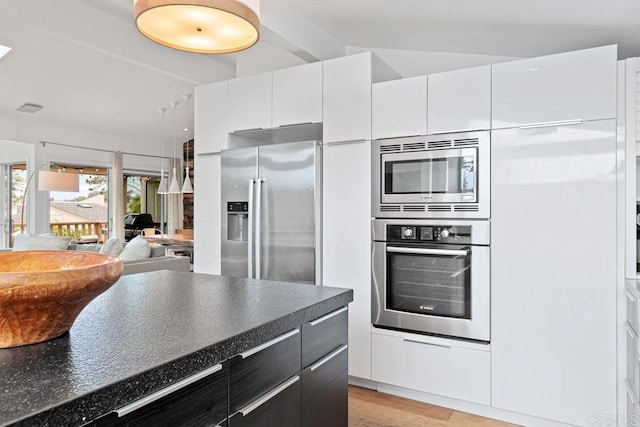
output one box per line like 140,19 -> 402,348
0,271 -> 353,426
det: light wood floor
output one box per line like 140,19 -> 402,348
348,386 -> 518,427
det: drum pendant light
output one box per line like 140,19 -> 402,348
181,94 -> 194,194
168,101 -> 181,194
134,0 -> 260,54
157,108 -> 169,194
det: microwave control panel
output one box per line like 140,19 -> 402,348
387,225 -> 471,243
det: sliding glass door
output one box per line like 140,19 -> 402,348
0,163 -> 26,248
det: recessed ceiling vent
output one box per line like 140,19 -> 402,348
17,103 -> 43,114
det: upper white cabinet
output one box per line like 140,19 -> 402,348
194,81 -> 229,155
492,45 -> 617,129
272,62 -> 322,127
372,76 -> 427,139
228,72 -> 272,132
428,65 -> 491,134
323,53 -> 373,143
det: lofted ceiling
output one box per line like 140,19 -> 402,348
0,0 -> 639,144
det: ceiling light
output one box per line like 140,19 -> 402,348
0,44 -> 11,59
134,0 -> 260,54
17,103 -> 43,114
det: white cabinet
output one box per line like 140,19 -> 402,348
272,62 -> 322,127
323,53 -> 373,143
492,45 -> 617,129
428,65 -> 491,134
371,329 -> 490,405
322,140 -> 371,380
490,120 -> 617,425
228,72 -> 272,132
194,81 -> 229,155
193,153 -> 221,275
372,76 -> 427,139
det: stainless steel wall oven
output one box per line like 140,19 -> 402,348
372,218 -> 490,342
372,131 -> 490,218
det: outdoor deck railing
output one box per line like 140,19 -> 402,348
49,222 -> 107,242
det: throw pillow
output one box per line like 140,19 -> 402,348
100,237 -> 124,257
13,234 -> 71,251
118,236 -> 150,261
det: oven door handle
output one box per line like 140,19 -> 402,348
386,246 -> 468,256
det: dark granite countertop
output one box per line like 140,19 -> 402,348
0,271 -> 353,426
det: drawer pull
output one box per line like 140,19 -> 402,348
310,345 -> 348,372
309,307 -> 348,326
239,375 -> 300,417
116,364 -> 223,417
403,338 -> 451,349
240,329 -> 300,359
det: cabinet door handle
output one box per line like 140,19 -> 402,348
310,345 -> 348,372
403,338 -> 451,349
278,122 -> 313,128
519,119 -> 582,129
309,307 -> 348,326
325,139 -> 366,146
240,329 -> 300,359
239,375 -> 300,417
115,364 -> 223,417
233,127 -> 264,133
628,382 -> 637,404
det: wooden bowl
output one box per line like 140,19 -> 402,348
0,250 -> 123,348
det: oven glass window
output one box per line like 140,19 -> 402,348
384,155 -> 475,195
386,250 -> 471,319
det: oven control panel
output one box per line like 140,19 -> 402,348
388,225 -> 471,243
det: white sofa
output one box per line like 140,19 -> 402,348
9,234 -> 191,276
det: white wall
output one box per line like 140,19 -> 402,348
347,46 -> 521,78
0,111 -> 168,234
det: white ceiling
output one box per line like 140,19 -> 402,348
0,0 -> 639,143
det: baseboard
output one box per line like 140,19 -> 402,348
365,381 -> 574,427
348,376 -> 378,390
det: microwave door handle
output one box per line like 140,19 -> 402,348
386,247 -> 468,257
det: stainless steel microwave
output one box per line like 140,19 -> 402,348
372,131 -> 490,218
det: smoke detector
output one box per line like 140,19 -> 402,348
17,103 -> 43,114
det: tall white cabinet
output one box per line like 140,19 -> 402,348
491,121 -> 617,425
322,141 -> 372,380
490,45 -> 618,425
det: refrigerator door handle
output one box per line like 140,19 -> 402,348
247,178 -> 255,279
255,177 -> 263,280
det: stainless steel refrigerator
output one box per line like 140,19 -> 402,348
221,141 -> 322,285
